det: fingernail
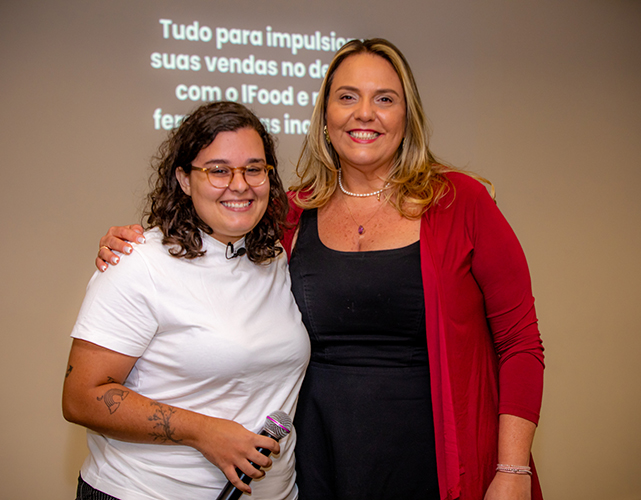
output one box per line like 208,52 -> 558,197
100,265 -> 107,272
112,257 -> 119,264
137,236 -> 146,244
124,246 -> 132,254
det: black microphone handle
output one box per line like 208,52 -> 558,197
215,431 -> 275,500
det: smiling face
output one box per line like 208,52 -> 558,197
325,53 -> 406,176
175,127 -> 270,245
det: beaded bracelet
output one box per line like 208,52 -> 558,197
496,464 -> 532,476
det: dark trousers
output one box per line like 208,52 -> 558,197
76,474 -> 119,500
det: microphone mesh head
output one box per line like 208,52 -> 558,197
264,411 -> 292,440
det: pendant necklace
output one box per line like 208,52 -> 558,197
342,194 -> 387,235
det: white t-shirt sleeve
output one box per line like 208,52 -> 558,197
72,245 -> 159,357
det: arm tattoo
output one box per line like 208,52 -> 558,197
65,365 -> 73,378
97,388 -> 129,414
148,402 -> 182,444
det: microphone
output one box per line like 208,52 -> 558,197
215,411 -> 292,500
225,242 -> 247,259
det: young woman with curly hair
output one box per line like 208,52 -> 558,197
63,101 -> 310,500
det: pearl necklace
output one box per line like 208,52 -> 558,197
338,170 -> 389,199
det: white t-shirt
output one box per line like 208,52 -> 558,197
71,228 -> 310,500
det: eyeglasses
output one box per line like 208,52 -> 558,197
190,163 -> 273,189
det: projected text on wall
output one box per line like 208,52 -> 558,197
150,19 -> 355,135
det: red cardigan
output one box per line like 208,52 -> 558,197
282,172 -> 544,500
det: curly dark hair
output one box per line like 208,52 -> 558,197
144,101 -> 288,264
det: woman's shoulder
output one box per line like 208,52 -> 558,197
442,171 -> 489,195
441,171 -> 494,205
128,227 -> 166,257
428,171 -> 495,221
114,227 -> 174,270
84,231 -> 163,297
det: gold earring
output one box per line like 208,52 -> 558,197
324,125 -> 331,145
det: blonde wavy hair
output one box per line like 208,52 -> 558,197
290,38 -> 492,218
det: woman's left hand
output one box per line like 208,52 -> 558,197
484,473 -> 531,500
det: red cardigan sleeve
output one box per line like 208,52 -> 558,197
469,183 -> 545,424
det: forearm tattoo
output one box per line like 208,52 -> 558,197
65,365 -> 73,378
97,388 -> 129,414
148,402 -> 182,444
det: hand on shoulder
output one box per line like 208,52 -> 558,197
96,224 -> 145,271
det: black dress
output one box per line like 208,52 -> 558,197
289,209 -> 439,500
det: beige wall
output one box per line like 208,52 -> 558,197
1,1 -> 640,498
